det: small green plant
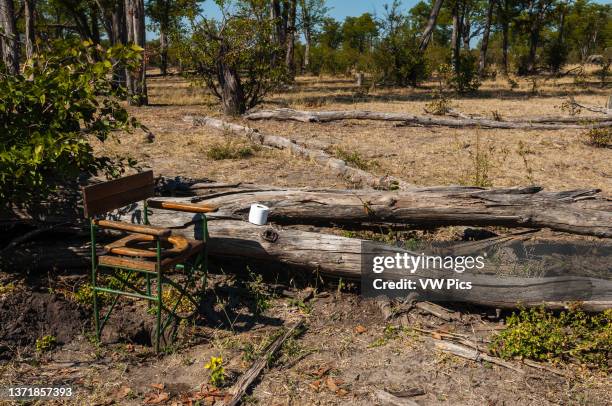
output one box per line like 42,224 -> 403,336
35,335 -> 57,353
246,267 -> 271,316
333,147 -> 372,170
491,307 -> 611,369
516,141 -> 535,184
369,325 -> 402,348
467,133 -> 493,187
206,140 -> 254,160
204,356 -> 226,387
0,282 -> 16,296
161,286 -> 196,314
426,63 -> 452,115
584,127 -> 612,148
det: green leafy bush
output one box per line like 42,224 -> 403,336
491,307 -> 611,369
449,53 -> 481,94
585,127 -> 612,148
0,40 -> 141,210
35,335 -> 57,353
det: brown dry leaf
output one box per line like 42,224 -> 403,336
431,332 -> 442,340
310,366 -> 331,378
150,383 -> 165,390
326,376 -> 339,393
114,385 -> 132,400
354,325 -> 367,334
144,391 -> 170,404
126,343 -> 135,352
309,379 -> 321,391
337,388 -> 349,396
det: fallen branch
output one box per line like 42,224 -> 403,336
220,320 -> 304,406
244,108 -> 612,130
183,115 -> 410,190
415,302 -> 458,322
445,108 -> 610,124
433,340 -> 525,373
566,100 -> 611,115
373,389 -> 420,406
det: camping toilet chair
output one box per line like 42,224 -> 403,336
81,170 -> 217,352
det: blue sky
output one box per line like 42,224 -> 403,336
200,0 -> 421,21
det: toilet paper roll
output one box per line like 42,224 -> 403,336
248,203 -> 270,225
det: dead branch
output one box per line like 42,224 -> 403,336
220,320 -> 304,406
373,389 -> 420,406
433,340 -> 525,373
243,108 -> 612,130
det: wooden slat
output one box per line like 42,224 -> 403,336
148,200 -> 218,214
82,171 -> 154,217
94,220 -> 171,237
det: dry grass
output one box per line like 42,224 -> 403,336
98,68 -> 611,194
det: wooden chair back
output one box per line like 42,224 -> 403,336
82,170 -> 155,218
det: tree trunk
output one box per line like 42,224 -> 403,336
303,27 -> 311,71
501,0 -> 509,76
24,0 -> 36,60
419,0 -> 444,51
242,108 -> 612,130
451,2 -> 461,74
218,60 -> 245,116
110,0 -> 127,87
124,0 -> 148,105
0,0 -> 19,74
91,6 -> 101,45
478,0 -> 494,78
285,0 -> 297,78
159,29 -> 168,76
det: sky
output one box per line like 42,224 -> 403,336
200,0 -> 421,22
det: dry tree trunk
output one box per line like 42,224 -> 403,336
124,0 -> 148,105
152,184 -> 612,237
0,0 -> 19,74
419,0 -> 444,52
243,108 -> 612,130
24,0 -> 36,60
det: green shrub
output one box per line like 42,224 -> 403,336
206,141 -> 254,160
449,53 -> 481,94
0,40 -> 141,211
585,127 -> 612,148
35,335 -> 57,353
491,307 -> 611,369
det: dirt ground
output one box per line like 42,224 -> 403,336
1,70 -> 611,405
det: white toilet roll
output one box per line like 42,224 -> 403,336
248,203 -> 270,225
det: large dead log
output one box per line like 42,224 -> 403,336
96,210 -> 610,311
151,185 -> 612,237
243,108 -> 612,130
445,108 -> 611,124
183,115 -> 411,190
7,204 -> 610,310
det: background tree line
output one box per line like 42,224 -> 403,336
1,0 -> 610,113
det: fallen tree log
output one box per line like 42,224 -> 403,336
104,213 -> 610,311
445,108 -> 611,124
15,217 -> 609,310
183,115 -> 411,190
151,185 -> 612,237
243,108 -> 612,130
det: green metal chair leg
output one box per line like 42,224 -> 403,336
156,239 -> 162,353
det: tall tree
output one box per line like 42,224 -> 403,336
285,0 -> 296,76
124,0 -> 147,105
298,0 -> 328,71
0,0 -> 19,73
478,0 -> 494,76
419,0 -> 445,51
24,0 -> 36,59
